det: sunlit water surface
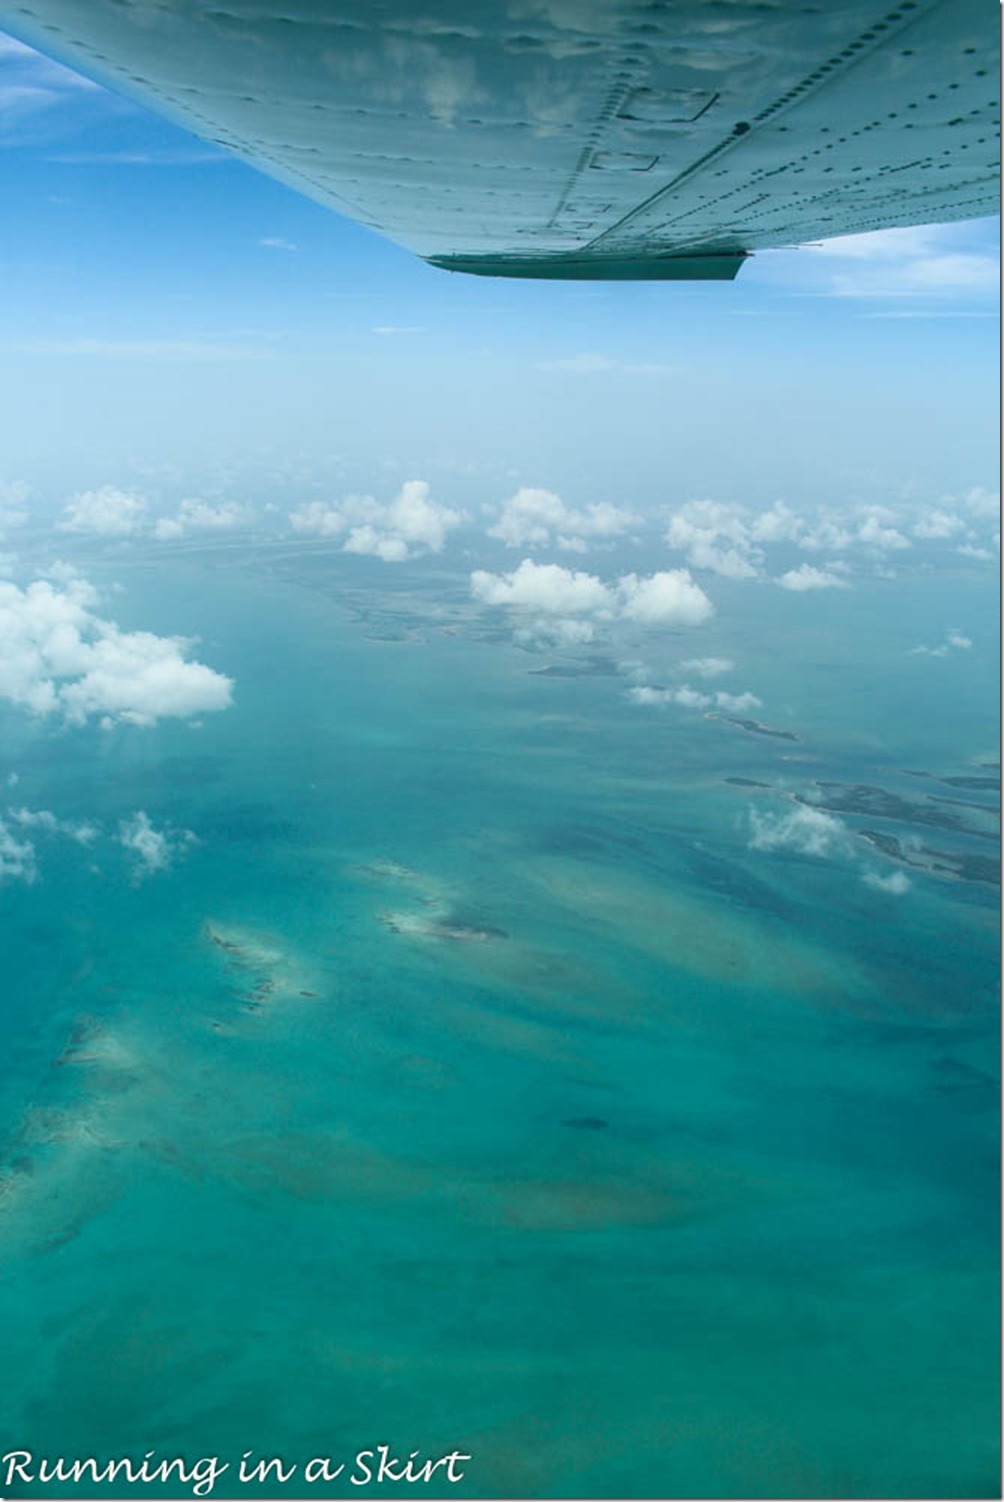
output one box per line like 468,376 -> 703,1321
0,544 -> 998,1499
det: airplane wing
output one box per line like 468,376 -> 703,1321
1,0 -> 998,280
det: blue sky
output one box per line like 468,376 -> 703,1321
0,27 -> 998,516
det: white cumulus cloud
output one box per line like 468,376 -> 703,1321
912,510 -> 967,541
810,225 -> 999,301
470,559 -> 713,631
857,510 -> 911,551
59,486 -> 147,537
679,657 -> 734,678
515,617 -> 596,648
666,499 -> 762,578
471,558 -> 613,615
749,805 -> 851,858
954,486 -> 999,520
290,480 -> 462,561
715,690 -> 763,713
617,570 -> 714,626
8,806 -> 99,844
750,501 -> 804,544
488,486 -> 638,551
776,564 -> 849,592
154,499 -> 250,540
117,810 -> 195,878
862,870 -> 911,895
0,820 -> 36,883
910,628 -> 972,658
661,490 -> 993,578
628,684 -> 709,709
0,480 -> 30,538
629,684 -> 760,713
795,518 -> 855,552
0,575 -> 233,726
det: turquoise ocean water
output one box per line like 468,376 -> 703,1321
0,541 -> 998,1499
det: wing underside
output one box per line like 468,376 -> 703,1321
1,0 -> 998,279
